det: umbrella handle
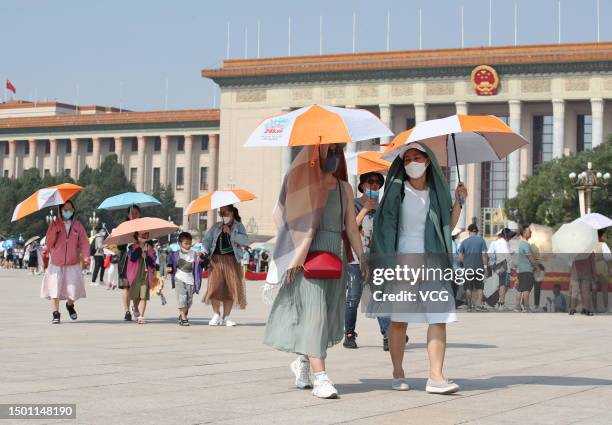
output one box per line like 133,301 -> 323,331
309,136 -> 323,167
451,133 -> 464,206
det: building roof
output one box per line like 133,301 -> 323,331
0,100 -> 125,113
0,109 -> 220,134
202,42 -> 612,86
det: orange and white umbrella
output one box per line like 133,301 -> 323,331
383,115 -> 528,179
185,189 -> 256,216
345,151 -> 392,176
244,104 -> 393,148
104,217 -> 178,245
11,183 -> 83,222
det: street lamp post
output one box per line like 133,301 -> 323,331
88,211 -> 99,237
568,162 -> 610,216
45,209 -> 56,225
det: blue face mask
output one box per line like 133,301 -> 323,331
62,210 -> 73,220
321,148 -> 340,173
365,189 -> 379,199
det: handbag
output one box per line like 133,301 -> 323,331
303,181 -> 344,280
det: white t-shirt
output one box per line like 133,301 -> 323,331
64,220 -> 72,234
176,250 -> 196,285
397,182 -> 430,254
487,238 -> 512,267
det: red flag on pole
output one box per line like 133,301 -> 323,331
6,80 -> 16,94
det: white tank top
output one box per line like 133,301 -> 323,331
397,182 -> 430,254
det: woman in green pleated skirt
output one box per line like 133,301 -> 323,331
263,144 -> 367,399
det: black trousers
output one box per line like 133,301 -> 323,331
92,256 -> 105,282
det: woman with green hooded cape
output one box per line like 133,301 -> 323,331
370,142 -> 466,395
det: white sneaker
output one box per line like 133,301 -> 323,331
391,378 -> 410,391
290,357 -> 312,389
224,318 -> 237,327
312,375 -> 338,399
426,379 -> 460,394
208,313 -> 222,326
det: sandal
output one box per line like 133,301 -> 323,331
138,317 -> 145,324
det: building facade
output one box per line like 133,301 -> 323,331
2,42 -> 611,237
0,101 -> 220,229
203,42 -> 612,236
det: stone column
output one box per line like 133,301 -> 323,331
414,102 -> 427,124
160,135 -> 169,186
207,134 -> 220,230
8,140 -> 16,178
136,136 -> 146,192
70,138 -> 79,179
590,98 -> 604,149
454,102 -> 469,229
552,99 -> 565,159
507,100 -> 522,198
184,134 -> 195,228
115,136 -> 125,172
92,136 -> 102,169
184,134 -> 194,201
49,138 -> 58,176
28,139 -> 36,170
378,103 -> 392,148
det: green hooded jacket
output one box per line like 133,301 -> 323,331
371,143 -> 453,257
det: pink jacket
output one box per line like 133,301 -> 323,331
46,219 -> 90,267
126,244 -> 157,288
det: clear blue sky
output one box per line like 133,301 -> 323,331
1,0 -> 609,111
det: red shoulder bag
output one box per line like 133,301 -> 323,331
303,181 -> 344,280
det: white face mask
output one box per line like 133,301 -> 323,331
404,161 -> 428,179
222,216 -> 232,224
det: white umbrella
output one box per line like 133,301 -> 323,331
552,221 -> 598,260
573,213 -> 612,230
244,104 -> 392,148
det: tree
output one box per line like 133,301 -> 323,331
506,138 -> 612,229
150,184 -> 179,223
0,154 -> 167,240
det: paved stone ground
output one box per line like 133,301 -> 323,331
1,269 -> 611,425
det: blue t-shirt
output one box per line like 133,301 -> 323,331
458,235 -> 487,270
517,240 -> 534,273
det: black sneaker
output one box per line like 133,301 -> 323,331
66,303 -> 77,320
124,311 -> 132,321
343,333 -> 358,349
383,336 -> 389,351
52,311 -> 60,324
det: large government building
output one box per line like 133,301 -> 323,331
2,41 -> 611,236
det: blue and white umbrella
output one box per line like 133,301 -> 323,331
97,192 -> 161,211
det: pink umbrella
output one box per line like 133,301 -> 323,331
104,217 -> 178,245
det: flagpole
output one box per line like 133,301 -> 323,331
352,12 -> 356,53
75,83 -> 80,113
460,5 -> 464,48
558,0 -> 561,44
514,1 -> 518,46
597,0 -> 600,42
319,15 -> 323,55
257,19 -> 261,58
244,26 -> 248,59
418,8 -> 422,50
164,77 -> 169,111
288,16 -> 292,56
386,9 -> 390,51
488,0 -> 492,46
119,81 -> 123,113
226,22 -> 231,59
